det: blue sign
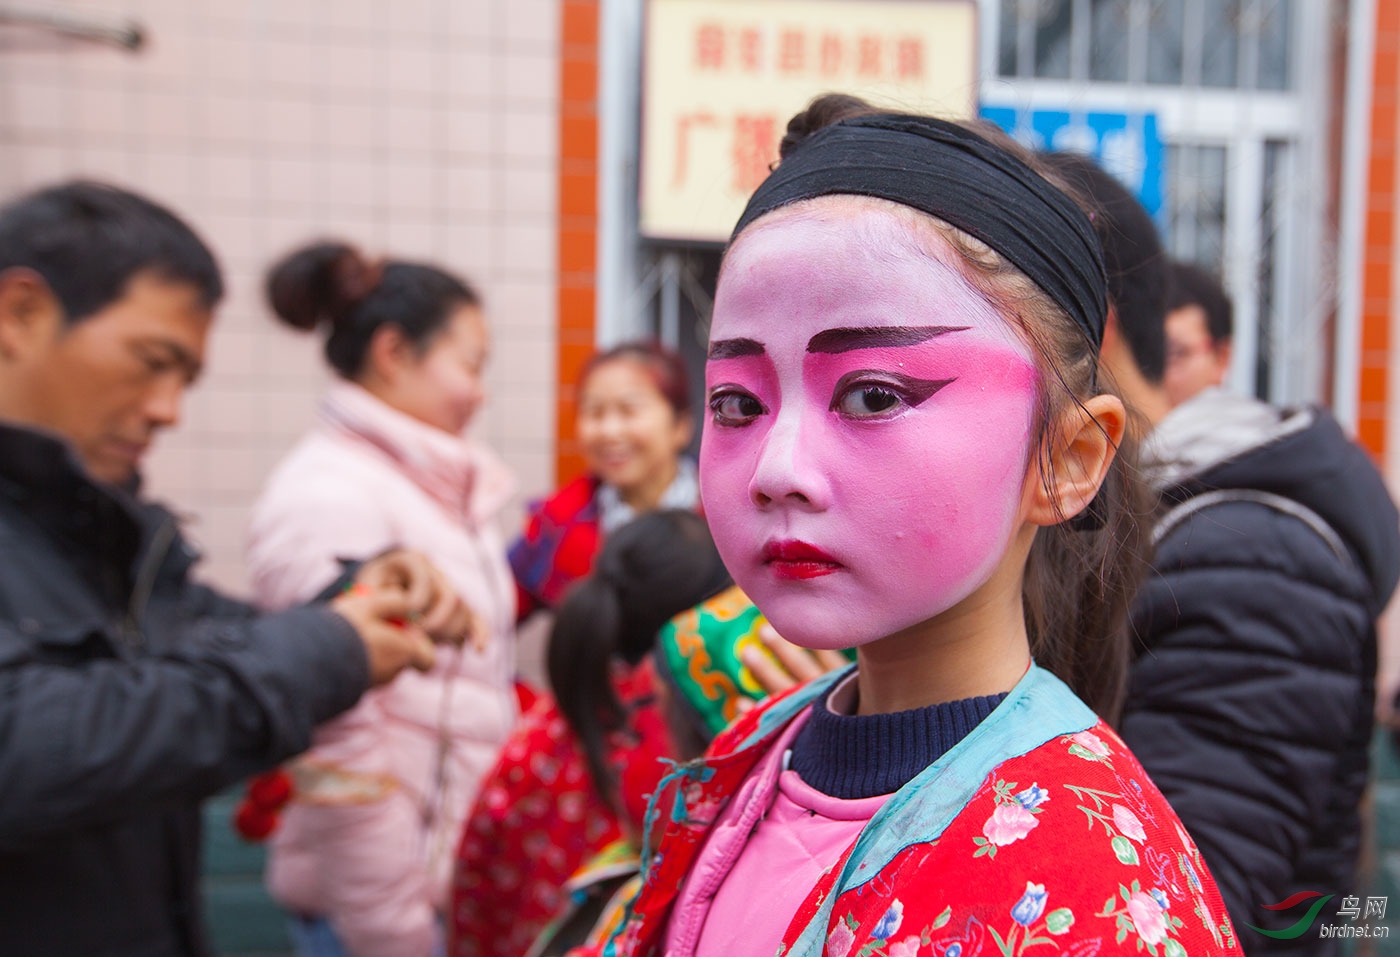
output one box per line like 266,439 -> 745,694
979,105 -> 1164,220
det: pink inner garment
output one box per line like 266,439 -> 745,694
665,675 -> 892,957
693,770 -> 889,957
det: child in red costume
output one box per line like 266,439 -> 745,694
597,99 -> 1238,957
453,511 -> 731,957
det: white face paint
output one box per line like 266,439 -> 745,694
701,201 -> 1040,650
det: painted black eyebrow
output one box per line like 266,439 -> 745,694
708,338 -> 765,360
806,325 -> 970,354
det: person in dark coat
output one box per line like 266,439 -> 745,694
0,181 -> 478,957
1045,151 -> 1400,956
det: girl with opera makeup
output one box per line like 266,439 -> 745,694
595,100 -> 1238,957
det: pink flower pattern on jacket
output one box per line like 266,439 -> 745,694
594,686 -> 1238,957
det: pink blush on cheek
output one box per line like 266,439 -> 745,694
835,366 -> 1037,624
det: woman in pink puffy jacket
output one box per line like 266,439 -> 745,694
247,241 -> 518,957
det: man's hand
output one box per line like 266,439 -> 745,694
740,623 -> 850,695
330,587 -> 438,686
355,551 -> 483,650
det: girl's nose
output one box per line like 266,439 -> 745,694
747,407 -> 831,511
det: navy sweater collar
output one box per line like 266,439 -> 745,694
789,686 -> 1008,800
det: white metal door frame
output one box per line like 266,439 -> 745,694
979,0 -> 1334,406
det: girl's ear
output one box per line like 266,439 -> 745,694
365,323 -> 413,383
1025,394 -> 1126,527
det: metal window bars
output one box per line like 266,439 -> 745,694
998,0 -> 1291,90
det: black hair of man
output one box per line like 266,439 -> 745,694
0,180 -> 223,324
1167,260 -> 1234,344
1038,152 -> 1170,383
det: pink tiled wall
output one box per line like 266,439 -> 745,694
0,0 -> 560,595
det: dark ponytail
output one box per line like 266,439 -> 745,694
265,240 -> 480,379
548,510 -> 732,809
1022,434 -> 1150,723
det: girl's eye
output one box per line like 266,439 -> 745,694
709,390 -> 765,427
829,372 -> 955,419
834,385 -> 903,417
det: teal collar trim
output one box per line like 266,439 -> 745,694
745,664 -> 854,746
786,663 -> 1096,957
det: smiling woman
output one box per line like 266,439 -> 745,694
508,340 -> 697,618
577,349 -> 694,524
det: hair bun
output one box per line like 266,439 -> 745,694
265,241 -> 383,332
778,93 -> 878,161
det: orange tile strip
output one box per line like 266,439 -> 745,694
1358,0 -> 1400,459
556,0 -> 601,484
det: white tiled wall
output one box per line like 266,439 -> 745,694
0,0 -> 560,595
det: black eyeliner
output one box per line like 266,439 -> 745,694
828,371 -> 956,411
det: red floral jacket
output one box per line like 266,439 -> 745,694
600,665 -> 1239,957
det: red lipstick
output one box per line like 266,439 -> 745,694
762,540 -> 842,580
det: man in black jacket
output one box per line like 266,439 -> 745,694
0,181 -> 478,956
1045,152 -> 1400,955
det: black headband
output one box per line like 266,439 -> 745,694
732,114 -> 1107,349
